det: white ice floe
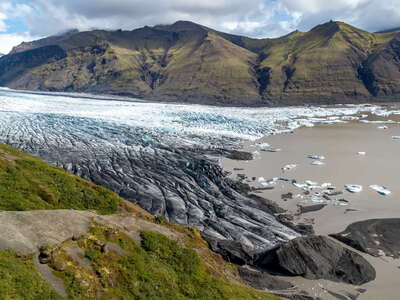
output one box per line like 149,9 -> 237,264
392,136 -> 400,140
307,154 -> 325,160
305,180 -> 318,186
267,148 -> 282,152
321,183 -> 333,188
360,120 -> 396,124
357,152 -> 366,156
342,116 -> 360,121
257,177 -> 266,183
311,160 -> 325,165
334,199 -> 349,206
345,184 -> 363,193
293,182 -> 308,189
377,126 -> 388,129
282,164 -> 297,171
255,142 -> 270,150
369,185 -> 391,196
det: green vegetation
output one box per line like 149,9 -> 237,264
48,225 -> 279,300
0,250 -> 62,300
3,20 -> 400,104
0,143 -> 121,214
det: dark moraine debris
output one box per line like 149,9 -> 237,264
331,218 -> 400,258
276,294 -> 321,300
238,266 -> 294,291
297,204 -> 327,214
226,150 -> 253,160
281,192 -> 293,200
202,234 -> 255,265
256,235 -> 376,285
276,214 -> 315,235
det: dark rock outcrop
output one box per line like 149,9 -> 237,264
331,218 -> 400,258
202,234 -> 256,265
256,235 -> 376,285
238,266 -> 294,291
226,150 -> 253,160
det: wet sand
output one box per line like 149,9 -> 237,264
222,113 -> 400,299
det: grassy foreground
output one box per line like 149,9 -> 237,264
0,251 -> 62,300
47,225 -> 279,300
0,143 -> 121,214
0,142 -> 280,299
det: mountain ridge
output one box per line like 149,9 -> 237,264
1,20 -> 400,105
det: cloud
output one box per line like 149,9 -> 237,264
281,0 -> 400,32
0,32 -> 36,54
1,0 -> 400,54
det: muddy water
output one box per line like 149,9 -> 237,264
222,115 -> 400,299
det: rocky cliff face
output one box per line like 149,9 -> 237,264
1,20 -> 400,105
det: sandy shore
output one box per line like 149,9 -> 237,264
221,112 -> 400,299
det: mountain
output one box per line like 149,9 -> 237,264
375,27 -> 400,34
0,142 -> 280,299
0,20 -> 400,105
0,53 -> 4,57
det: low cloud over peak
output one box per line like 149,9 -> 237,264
0,0 -> 399,54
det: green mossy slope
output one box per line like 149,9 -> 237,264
47,225 -> 279,300
0,143 -> 121,214
0,250 -> 62,300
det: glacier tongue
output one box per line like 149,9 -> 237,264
0,89 -> 392,253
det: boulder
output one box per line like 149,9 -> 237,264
226,150 -> 253,160
202,234 -> 255,265
257,235 -> 375,285
238,266 -> 293,291
331,218 -> 400,258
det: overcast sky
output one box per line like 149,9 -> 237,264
0,0 -> 399,54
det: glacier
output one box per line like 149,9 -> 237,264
0,88 -> 393,253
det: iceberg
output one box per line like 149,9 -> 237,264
369,185 -> 391,196
357,152 -> 366,156
307,154 -> 325,160
345,184 -> 363,193
392,136 -> 400,140
267,148 -> 282,152
311,160 -> 325,165
282,164 -> 297,171
305,180 -> 318,186
377,126 -> 388,129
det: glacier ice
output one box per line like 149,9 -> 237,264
0,88 -> 397,253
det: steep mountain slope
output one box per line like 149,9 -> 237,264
0,20 -> 400,105
256,21 -> 395,104
0,142 -> 280,299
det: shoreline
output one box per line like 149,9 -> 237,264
220,109 -> 400,299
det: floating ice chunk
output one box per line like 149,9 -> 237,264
311,160 -> 325,166
255,142 -> 270,150
278,177 -> 291,182
342,116 -> 359,121
267,148 -> 282,152
369,185 -> 391,196
357,152 -> 366,156
293,182 -> 308,189
377,126 -> 388,129
360,120 -> 396,124
305,180 -> 318,186
257,177 -> 266,182
307,154 -> 325,160
321,183 -> 333,188
345,184 -> 363,193
282,164 -> 297,171
392,136 -> 400,140
266,177 -> 279,185
335,199 -> 349,206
